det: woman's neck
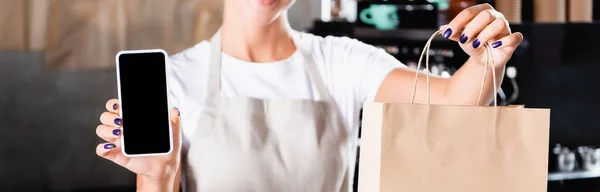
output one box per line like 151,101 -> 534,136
217,11 -> 297,63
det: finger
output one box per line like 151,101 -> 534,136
444,3 -> 494,40
471,18 -> 509,49
96,143 -> 118,158
171,108 -> 182,151
105,99 -> 119,113
96,143 -> 130,168
494,32 -> 524,51
171,107 -> 180,125
96,125 -> 121,143
460,10 -> 497,45
100,112 -> 122,127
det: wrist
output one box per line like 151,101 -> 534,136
467,56 -> 505,69
137,174 -> 176,192
137,177 -> 173,192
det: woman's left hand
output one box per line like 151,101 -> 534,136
441,3 -> 523,67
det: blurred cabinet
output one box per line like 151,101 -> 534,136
0,0 -> 223,70
0,0 -> 27,50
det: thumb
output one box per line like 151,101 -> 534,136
438,24 -> 459,41
170,108 -> 182,150
171,107 -> 180,125
496,32 -> 524,54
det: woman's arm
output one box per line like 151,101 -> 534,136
136,174 -> 180,192
375,4 -> 523,105
136,165 -> 181,192
375,57 -> 504,105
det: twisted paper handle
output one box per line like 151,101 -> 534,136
409,29 -> 498,107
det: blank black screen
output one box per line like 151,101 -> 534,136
118,52 -> 171,155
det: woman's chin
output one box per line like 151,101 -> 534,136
249,15 -> 280,25
247,11 -> 283,24
259,0 -> 277,6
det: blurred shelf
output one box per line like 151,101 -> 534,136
548,170 -> 600,181
353,27 -> 445,41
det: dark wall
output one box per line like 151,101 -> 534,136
512,24 -> 600,147
0,52 -> 135,191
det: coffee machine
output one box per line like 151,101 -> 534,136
355,0 -> 439,30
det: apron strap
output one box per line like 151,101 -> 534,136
291,31 -> 332,100
206,28 -> 333,100
207,28 -> 222,98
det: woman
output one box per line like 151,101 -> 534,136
95,0 -> 523,191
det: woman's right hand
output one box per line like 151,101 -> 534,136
96,99 -> 182,185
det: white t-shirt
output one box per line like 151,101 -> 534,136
167,32 -> 403,179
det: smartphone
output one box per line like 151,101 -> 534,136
116,49 -> 173,157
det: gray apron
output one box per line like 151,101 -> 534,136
184,29 -> 352,192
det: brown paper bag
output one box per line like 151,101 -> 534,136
495,0 -> 522,23
568,0 -> 593,23
0,0 -> 27,50
533,0 -> 566,23
358,31 -> 551,192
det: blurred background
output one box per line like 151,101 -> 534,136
0,0 -> 599,191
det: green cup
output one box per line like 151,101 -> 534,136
359,5 -> 400,30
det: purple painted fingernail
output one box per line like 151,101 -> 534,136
113,103 -> 117,110
492,41 -> 503,48
114,118 -> 121,126
460,34 -> 469,44
104,143 -> 116,149
175,107 -> 180,116
473,39 -> 481,48
112,129 -> 121,136
442,28 -> 452,39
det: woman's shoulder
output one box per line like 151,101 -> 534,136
298,32 -> 386,61
168,41 -> 211,77
169,41 -> 212,65
166,41 -> 212,102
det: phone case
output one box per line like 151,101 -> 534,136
115,49 -> 174,157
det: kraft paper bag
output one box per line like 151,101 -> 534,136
358,30 -> 551,192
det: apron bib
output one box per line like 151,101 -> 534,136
184,29 -> 352,192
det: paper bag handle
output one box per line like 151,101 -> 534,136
409,29 -> 498,107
